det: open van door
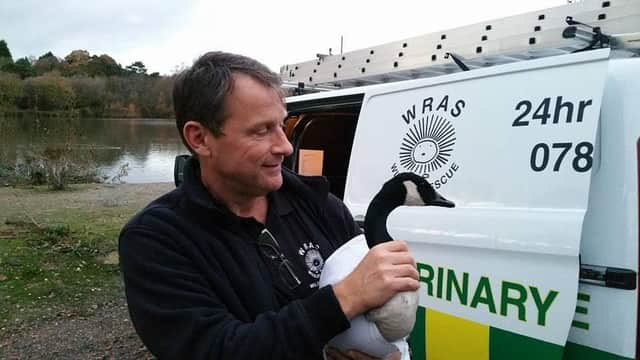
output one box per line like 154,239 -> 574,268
344,49 -> 610,359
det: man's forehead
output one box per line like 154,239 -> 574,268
226,74 -> 282,105
220,75 -> 286,123
229,72 -> 281,94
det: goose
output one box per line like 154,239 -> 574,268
320,173 -> 454,359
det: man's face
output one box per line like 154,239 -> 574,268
203,73 -> 292,198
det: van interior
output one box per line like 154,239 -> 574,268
284,94 -> 364,199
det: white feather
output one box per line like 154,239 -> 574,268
319,235 -> 407,358
403,181 -> 424,206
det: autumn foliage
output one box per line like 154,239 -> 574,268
0,40 -> 175,118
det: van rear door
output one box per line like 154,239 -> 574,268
561,57 -> 640,360
344,49 -> 611,359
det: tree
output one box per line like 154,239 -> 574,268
125,61 -> 147,75
64,49 -> 90,66
34,52 -> 62,74
61,50 -> 90,76
0,40 -> 13,68
69,76 -> 106,116
21,74 -> 76,111
3,57 -> 36,79
0,40 -> 11,59
86,55 -> 122,77
0,72 -> 23,109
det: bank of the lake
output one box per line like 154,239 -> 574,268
0,116 -> 187,184
0,182 -> 173,359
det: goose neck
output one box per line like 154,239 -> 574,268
364,194 -> 403,247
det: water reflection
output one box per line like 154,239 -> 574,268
0,117 -> 188,183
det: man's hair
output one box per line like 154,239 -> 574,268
172,51 -> 283,151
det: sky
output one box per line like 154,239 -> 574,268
0,0 -> 566,75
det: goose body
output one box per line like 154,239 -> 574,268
319,173 -> 454,358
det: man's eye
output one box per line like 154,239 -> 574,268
255,127 -> 269,135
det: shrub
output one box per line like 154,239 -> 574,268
20,73 -> 76,111
2,144 -> 101,189
0,72 -> 23,110
69,76 -> 106,117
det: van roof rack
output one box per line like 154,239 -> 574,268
280,0 -> 640,93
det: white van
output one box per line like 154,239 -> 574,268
174,1 -> 640,358
283,47 -> 637,360
276,2 -> 640,358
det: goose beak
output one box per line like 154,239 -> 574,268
430,192 -> 455,208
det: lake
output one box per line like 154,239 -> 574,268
0,116 -> 188,183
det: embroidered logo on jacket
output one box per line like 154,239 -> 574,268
298,242 -> 324,285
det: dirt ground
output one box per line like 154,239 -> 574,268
1,296 -> 153,360
0,182 -> 173,221
0,182 -> 173,359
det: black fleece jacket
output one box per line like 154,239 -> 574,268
119,158 -> 360,359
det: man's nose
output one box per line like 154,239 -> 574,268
272,126 -> 293,156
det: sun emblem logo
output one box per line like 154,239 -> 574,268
304,250 -> 324,279
299,242 -> 323,279
399,114 -> 456,174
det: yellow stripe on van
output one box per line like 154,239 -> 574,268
426,308 -> 489,360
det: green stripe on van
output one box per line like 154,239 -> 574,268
408,306 -> 633,360
489,327 -> 564,360
408,306 -> 426,360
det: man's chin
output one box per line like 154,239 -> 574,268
258,172 -> 283,193
268,175 -> 284,191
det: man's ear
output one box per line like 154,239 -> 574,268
183,121 -> 214,157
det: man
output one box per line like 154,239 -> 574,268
119,51 -> 419,359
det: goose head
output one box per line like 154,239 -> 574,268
364,172 -> 454,248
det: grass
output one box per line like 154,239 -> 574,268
0,182 -> 170,337
0,233 -> 122,329
0,216 -> 123,334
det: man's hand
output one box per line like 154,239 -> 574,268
325,346 -> 401,360
333,240 -> 419,319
